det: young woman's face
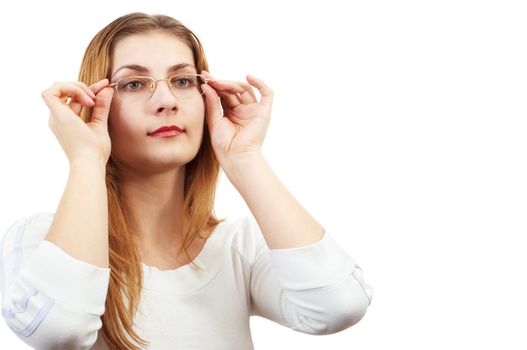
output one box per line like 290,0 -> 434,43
108,31 -> 205,174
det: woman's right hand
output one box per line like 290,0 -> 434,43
41,79 -> 114,166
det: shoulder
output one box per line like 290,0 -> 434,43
217,215 -> 266,264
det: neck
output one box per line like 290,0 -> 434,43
119,165 -> 188,251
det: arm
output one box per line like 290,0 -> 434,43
223,152 -> 324,250
226,156 -> 373,333
201,72 -> 372,333
0,158 -> 111,349
45,157 -> 109,268
39,78 -> 114,268
201,72 -> 325,250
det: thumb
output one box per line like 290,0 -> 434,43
202,83 -> 223,131
91,87 -> 114,125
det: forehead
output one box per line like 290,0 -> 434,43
111,31 -> 194,74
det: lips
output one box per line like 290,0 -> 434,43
148,125 -> 184,135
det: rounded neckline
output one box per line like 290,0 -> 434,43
140,220 -> 225,273
139,220 -> 231,296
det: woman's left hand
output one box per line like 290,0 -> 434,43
200,70 -> 273,167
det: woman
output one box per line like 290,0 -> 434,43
0,12 -> 373,350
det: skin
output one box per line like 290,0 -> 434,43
41,29 -> 325,271
39,24 -> 366,332
107,32 -> 208,267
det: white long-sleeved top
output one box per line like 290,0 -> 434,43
0,212 -> 373,349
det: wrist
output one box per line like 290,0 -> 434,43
222,150 -> 264,172
222,151 -> 267,186
69,155 -> 107,174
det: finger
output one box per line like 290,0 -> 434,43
200,70 -> 215,83
42,84 -> 95,116
246,74 -> 273,105
57,84 -> 95,106
201,83 -> 223,131
239,84 -> 257,103
88,79 -> 110,95
65,85 -> 93,115
68,98 -> 83,115
68,80 -> 108,115
71,81 -> 96,99
208,80 -> 257,103
216,90 -> 242,109
201,70 -> 256,104
208,82 -> 260,109
90,86 -> 114,125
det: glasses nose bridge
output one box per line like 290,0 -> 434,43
150,77 -> 175,97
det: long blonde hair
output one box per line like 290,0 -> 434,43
77,12 -> 224,349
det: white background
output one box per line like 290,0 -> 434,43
0,0 -> 526,349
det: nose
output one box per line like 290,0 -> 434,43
150,79 -> 178,113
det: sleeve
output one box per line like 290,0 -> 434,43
0,213 -> 111,350
248,217 -> 373,335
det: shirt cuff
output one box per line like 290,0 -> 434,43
18,240 -> 111,316
267,232 -> 358,291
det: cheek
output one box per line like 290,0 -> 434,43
108,104 -> 140,142
107,100 -> 121,135
188,100 -> 207,134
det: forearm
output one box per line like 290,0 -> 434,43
45,157 -> 109,268
224,152 -> 325,249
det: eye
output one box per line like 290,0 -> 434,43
170,75 -> 196,88
118,78 -> 148,91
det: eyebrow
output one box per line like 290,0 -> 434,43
111,63 -> 196,79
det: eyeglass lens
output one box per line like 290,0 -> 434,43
116,74 -> 206,101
